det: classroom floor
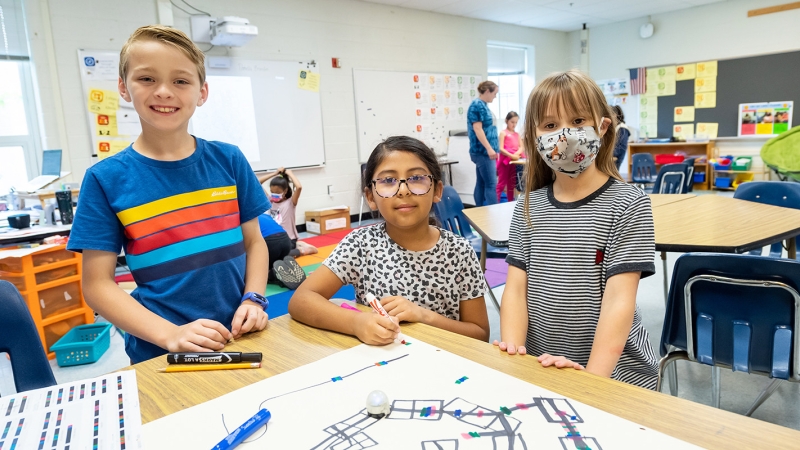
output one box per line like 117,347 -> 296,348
2,194 -> 799,433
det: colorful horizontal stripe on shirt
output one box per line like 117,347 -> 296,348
126,226 -> 244,271
117,186 -> 237,226
125,199 -> 239,240
132,242 -> 246,284
126,213 -> 240,256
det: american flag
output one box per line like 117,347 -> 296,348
629,68 -> 646,95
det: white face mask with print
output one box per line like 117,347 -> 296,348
536,127 -> 601,178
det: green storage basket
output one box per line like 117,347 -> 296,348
732,157 -> 752,171
50,323 -> 112,367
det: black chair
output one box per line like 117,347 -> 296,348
0,280 -> 56,393
658,253 -> 800,415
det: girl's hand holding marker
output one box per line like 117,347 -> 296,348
366,293 -> 409,344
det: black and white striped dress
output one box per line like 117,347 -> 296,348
506,178 -> 659,389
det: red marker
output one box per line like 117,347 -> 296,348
366,293 -> 408,344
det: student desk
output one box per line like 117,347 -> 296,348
648,193 -> 695,208
16,188 -> 80,210
0,224 -> 72,247
130,314 -> 800,447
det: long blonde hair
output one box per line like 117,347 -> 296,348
521,70 -> 621,223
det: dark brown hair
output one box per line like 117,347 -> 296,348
477,80 -> 498,94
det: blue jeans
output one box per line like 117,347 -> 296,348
470,153 -> 498,206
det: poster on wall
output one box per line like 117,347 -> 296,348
410,72 -> 481,153
738,101 -> 793,137
596,78 -> 629,96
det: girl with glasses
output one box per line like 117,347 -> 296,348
289,136 -> 490,344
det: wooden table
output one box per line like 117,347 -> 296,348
132,314 -> 800,447
648,193 -> 696,208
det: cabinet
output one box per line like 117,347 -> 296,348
628,141 -> 715,190
0,245 -> 94,359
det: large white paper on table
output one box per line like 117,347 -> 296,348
0,371 -> 141,449
143,340 -> 696,449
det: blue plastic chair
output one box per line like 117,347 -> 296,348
658,253 -> 800,416
631,153 -> 658,188
434,186 -> 505,309
0,280 -> 56,393
683,157 -> 697,193
650,163 -> 689,194
734,181 -> 800,259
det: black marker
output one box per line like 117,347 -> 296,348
166,352 -> 262,364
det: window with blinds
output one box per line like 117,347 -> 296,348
487,45 -> 526,76
0,0 -> 30,61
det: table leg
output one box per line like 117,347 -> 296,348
788,237 -> 797,260
448,165 -> 454,186
480,238 -> 487,273
661,251 -> 669,303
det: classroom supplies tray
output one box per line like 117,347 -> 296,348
50,323 -> 112,367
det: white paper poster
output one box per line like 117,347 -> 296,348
143,340 -> 697,449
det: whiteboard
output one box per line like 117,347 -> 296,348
77,51 -> 325,170
353,69 -> 482,162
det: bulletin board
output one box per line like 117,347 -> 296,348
353,69 -> 483,162
78,51 -> 326,170
649,50 -> 800,138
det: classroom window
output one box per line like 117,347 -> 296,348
487,45 -> 526,128
0,0 -> 42,184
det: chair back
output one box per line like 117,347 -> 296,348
652,163 -> 688,194
0,280 -> 56,392
661,253 -> 800,380
683,157 -> 697,193
434,186 -> 474,239
631,153 -> 657,183
734,181 -> 800,257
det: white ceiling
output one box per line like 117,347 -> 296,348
361,0 -> 727,32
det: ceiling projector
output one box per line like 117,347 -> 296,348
209,16 -> 258,46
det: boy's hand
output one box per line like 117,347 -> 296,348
382,296 -> 425,323
538,353 -> 584,370
231,301 -> 269,339
165,319 -> 231,352
353,312 -> 399,345
493,340 -> 527,355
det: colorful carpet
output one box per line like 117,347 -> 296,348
484,257 -> 509,289
266,228 -> 359,318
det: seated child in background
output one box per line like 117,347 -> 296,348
258,213 -> 306,290
258,168 -> 317,256
494,69 -> 659,390
68,25 -> 269,363
289,136 -> 490,344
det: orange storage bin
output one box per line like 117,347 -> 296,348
0,244 -> 93,359
38,280 -> 82,319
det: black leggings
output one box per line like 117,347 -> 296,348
264,232 -> 292,282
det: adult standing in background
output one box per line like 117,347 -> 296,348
468,81 -> 499,206
612,105 -> 630,171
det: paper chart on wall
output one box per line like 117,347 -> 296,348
676,64 -> 696,80
674,106 -> 695,123
78,50 -> 141,159
410,73 -> 480,153
142,339 -> 698,449
639,95 -> 658,137
0,371 -> 142,449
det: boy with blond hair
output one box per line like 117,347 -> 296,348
68,25 -> 270,363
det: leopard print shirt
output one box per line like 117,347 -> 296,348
323,223 -> 485,320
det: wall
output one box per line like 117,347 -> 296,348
24,0 -> 569,219
571,0 -> 800,173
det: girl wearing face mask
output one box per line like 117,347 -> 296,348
493,70 -> 658,390
258,168 -> 317,257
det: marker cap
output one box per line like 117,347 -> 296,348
241,352 -> 263,362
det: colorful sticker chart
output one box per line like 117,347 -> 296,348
143,340 -> 699,449
739,102 -> 793,137
0,371 -> 141,450
411,73 -> 480,152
